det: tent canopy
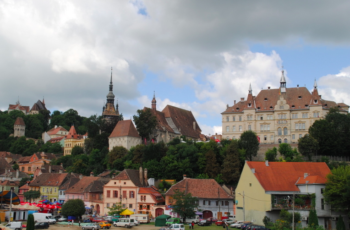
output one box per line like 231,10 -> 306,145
155,214 -> 171,226
120,209 -> 134,215
0,191 -> 20,205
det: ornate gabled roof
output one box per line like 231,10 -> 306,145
109,120 -> 140,138
14,117 -> 25,126
113,169 -> 148,187
47,126 -> 68,135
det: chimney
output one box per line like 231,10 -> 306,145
183,174 -> 187,179
55,125 -> 57,128
49,165 -> 52,173
234,100 -> 236,104
304,173 -> 308,179
268,86 -> 270,89
144,168 -> 148,185
193,122 -> 196,130
241,97 -> 244,101
251,168 -> 255,173
139,167 -> 144,185
265,160 -> 269,166
59,169 -> 62,173
297,84 -> 299,87
79,174 -> 83,179
60,163 -> 63,168
16,169 -> 19,178
90,172 -> 93,177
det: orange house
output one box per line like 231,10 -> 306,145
19,152 -> 57,174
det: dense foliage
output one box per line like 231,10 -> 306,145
61,199 -> 86,217
24,190 -> 41,202
171,190 -> 199,223
133,108 -> 157,141
27,214 -> 35,230
239,131 -> 259,161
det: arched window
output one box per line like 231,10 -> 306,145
278,128 -> 282,136
283,127 -> 288,135
278,139 -> 282,144
284,138 -> 288,143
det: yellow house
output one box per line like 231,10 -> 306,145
63,125 -> 87,156
30,173 -> 69,202
235,161 -> 336,228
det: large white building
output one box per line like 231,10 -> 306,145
221,72 -> 349,144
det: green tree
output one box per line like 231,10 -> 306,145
172,190 -> 199,223
24,190 -> 41,203
265,147 -> 277,162
298,135 -> 319,161
133,108 -> 157,141
132,145 -> 145,165
324,166 -> 350,216
71,145 -> 84,156
27,214 -> 35,230
239,131 -> 259,161
19,177 -> 31,187
61,199 -> 85,217
108,146 -> 128,169
308,209 -> 319,229
10,136 -> 39,155
221,140 -> 240,184
12,163 -> 19,170
158,180 -> 172,192
107,202 -> 125,216
204,150 -> 220,178
278,143 -> 294,161
336,216 -> 346,230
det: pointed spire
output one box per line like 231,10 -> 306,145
280,70 -> 286,83
280,67 -> 286,93
110,67 -> 113,84
42,96 -> 45,105
248,83 -> 252,94
116,99 -> 119,115
152,91 -> 157,110
314,79 -> 317,89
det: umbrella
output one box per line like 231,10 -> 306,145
120,209 -> 134,215
0,191 -> 20,205
85,206 -> 92,209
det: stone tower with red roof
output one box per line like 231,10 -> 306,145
14,117 -> 25,137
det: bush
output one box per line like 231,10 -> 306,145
27,214 -> 35,230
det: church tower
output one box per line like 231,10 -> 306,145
14,117 -> 25,137
102,68 -> 119,121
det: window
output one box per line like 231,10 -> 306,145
28,167 -> 31,172
239,116 -> 242,121
278,139 -> 281,143
267,115 -> 273,120
42,188 -> 44,192
123,191 -> 127,198
239,126 -> 242,131
21,167 -> 24,172
113,191 -> 118,198
321,188 -> 324,194
299,134 -> 302,138
260,124 -> 270,132
248,125 -> 251,131
321,199 -> 324,210
248,103 -> 251,107
139,205 -> 143,210
264,135 -> 267,141
130,191 -> 134,198
122,204 -> 126,208
232,126 -> 236,132
292,134 -> 295,139
295,123 -> 306,130
247,115 -> 253,120
129,204 -> 133,208
278,114 -> 286,119
302,113 -> 308,118
208,201 -> 211,206
216,201 -> 219,206
107,203 -> 110,208
221,201 -> 224,206
292,114 -> 298,119
278,128 -> 282,136
107,190 -> 111,198
226,126 -> 229,132
283,127 -> 288,135
225,201 -> 229,206
313,112 -> 319,118
203,200 -> 206,205
232,116 -> 235,121
284,138 -> 288,143
226,116 -> 229,122
270,135 -> 274,141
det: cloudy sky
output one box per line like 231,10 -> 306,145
1,0 -> 350,135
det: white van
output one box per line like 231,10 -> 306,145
130,214 -> 149,223
5,222 -> 22,230
169,224 -> 185,230
33,213 -> 56,224
184,215 -> 200,224
113,218 -> 135,227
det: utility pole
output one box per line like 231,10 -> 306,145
9,189 -> 13,222
239,192 -> 245,222
292,193 -> 295,230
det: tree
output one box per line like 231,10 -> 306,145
298,135 -> 319,161
336,216 -> 346,230
239,131 -> 259,161
265,147 -> 277,162
12,163 -> 19,170
61,199 -> 85,217
278,143 -> 294,161
107,202 -> 125,216
27,214 -> 35,230
221,140 -> 240,184
204,150 -> 220,178
308,209 -> 319,229
133,108 -> 157,141
158,180 -> 172,192
19,177 -> 31,187
324,166 -> 350,216
24,190 -> 41,202
108,146 -> 128,169
71,145 -> 84,156
172,190 -> 199,223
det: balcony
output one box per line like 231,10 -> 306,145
271,194 -> 312,211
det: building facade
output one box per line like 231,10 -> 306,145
221,73 -> 349,143
109,120 -> 142,150
14,117 -> 25,137
63,125 -> 87,156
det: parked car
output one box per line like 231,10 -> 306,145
81,223 -> 101,230
113,218 -> 135,227
160,224 -> 185,230
197,220 -> 212,226
206,217 -> 218,222
166,218 -> 181,226
241,222 -> 253,230
58,217 -> 67,222
249,225 -> 270,230
34,222 -> 50,229
231,220 -> 245,228
90,218 -> 105,223
83,219 -> 91,223
53,215 -> 62,221
5,221 -> 23,230
98,222 -> 111,229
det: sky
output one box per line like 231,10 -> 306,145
1,0 -> 350,136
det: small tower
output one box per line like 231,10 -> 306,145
280,70 -> 287,93
14,117 -> 25,137
102,67 -> 119,121
152,91 -> 157,111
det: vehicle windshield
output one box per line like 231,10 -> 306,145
168,218 -> 175,222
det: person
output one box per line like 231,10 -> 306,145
225,221 -> 229,230
79,220 -> 81,226
191,221 -> 195,229
189,223 -> 192,229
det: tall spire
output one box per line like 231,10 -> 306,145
248,83 -> 252,94
314,79 -> 317,89
116,99 -> 119,115
109,67 -> 113,92
152,91 -> 157,110
280,68 -> 286,93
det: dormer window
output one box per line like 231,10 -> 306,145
270,106 -> 273,109
236,108 -> 239,110
248,103 -> 251,107
305,104 -> 308,107
298,96 -> 302,99
314,100 -> 318,104
325,104 -> 328,106
292,105 -> 295,108
257,107 -> 260,110
264,98 -> 268,101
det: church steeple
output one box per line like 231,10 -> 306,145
116,99 -> 119,115
152,91 -> 157,111
102,67 -> 119,120
248,83 -> 252,94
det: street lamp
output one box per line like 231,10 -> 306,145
238,192 -> 245,222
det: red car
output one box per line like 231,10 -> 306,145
206,217 -> 218,222
90,217 -> 105,222
215,220 -> 225,226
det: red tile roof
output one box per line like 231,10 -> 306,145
30,173 -> 69,187
47,126 -> 68,135
65,125 -> 83,139
14,117 -> 25,126
246,162 -> 330,192
165,178 -> 232,199
109,120 -> 140,138
9,104 -> 30,113
139,187 -> 164,203
48,136 -> 65,143
65,176 -> 100,194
